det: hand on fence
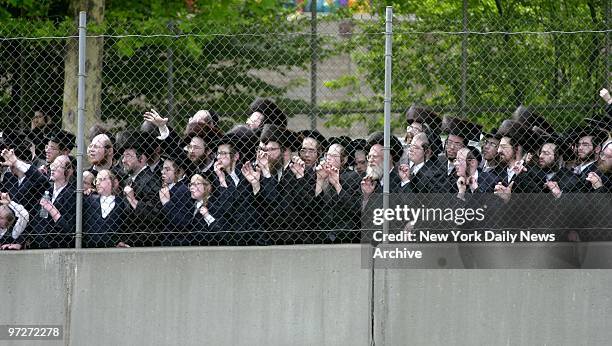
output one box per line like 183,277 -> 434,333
143,109 -> 168,128
494,181 -> 514,202
214,160 -> 227,187
544,181 -> 562,198
0,192 -> 10,205
600,88 -> 612,104
586,172 -> 603,190
289,156 -> 305,179
159,186 -> 171,205
0,243 -> 22,250
315,161 -> 329,181
1,149 -> 17,167
360,177 -> 376,197
456,176 -> 467,194
398,163 -> 410,183
257,151 -> 271,178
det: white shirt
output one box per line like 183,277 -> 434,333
52,184 -> 67,204
229,170 -> 240,187
469,170 -> 479,193
100,195 -> 116,219
194,201 -> 216,225
447,161 -> 454,176
574,161 -> 595,175
506,167 -> 516,183
482,161 -> 498,173
0,201 -> 29,240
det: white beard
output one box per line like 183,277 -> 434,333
365,164 -> 383,181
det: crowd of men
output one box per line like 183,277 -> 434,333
0,90 -> 610,249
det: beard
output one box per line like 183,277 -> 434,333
365,164 -> 383,181
268,156 -> 283,176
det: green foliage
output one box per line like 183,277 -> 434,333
323,0 -> 610,133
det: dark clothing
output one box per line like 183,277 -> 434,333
160,181 -> 194,246
317,169 -> 362,232
123,167 -> 163,246
83,195 -> 131,248
30,184 -> 76,249
397,160 -> 445,193
211,167 -> 260,235
572,162 -> 600,193
1,165 -> 49,218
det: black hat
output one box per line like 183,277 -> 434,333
6,131 -> 33,162
249,98 -> 287,128
346,138 -> 367,167
185,122 -> 224,149
405,104 -> 442,133
217,125 -> 259,164
365,131 -> 403,164
324,136 -> 353,158
511,105 -> 555,135
571,125 -> 609,148
260,124 -> 290,149
585,113 -> 611,133
121,130 -> 157,158
297,130 -> 326,149
441,116 -> 482,143
531,126 -> 571,159
482,127 -> 499,139
47,130 -> 76,152
162,147 -> 192,172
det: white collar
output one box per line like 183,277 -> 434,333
131,165 -> 149,181
410,161 -> 425,175
229,169 -> 240,186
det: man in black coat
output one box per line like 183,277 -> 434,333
31,155 -> 77,248
158,150 -> 193,246
571,126 -> 608,192
120,131 -> 163,246
397,132 -> 445,194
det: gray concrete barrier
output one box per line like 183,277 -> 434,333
2,245 -> 612,346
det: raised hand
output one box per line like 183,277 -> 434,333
143,109 -> 168,128
600,88 -> 612,104
398,163 -> 411,183
586,172 -> 603,190
290,156 -> 305,179
1,149 -> 17,167
456,176 -> 467,194
361,177 -> 376,197
159,186 -> 171,205
241,161 -> 261,185
544,180 -> 562,198
214,160 -> 227,187
327,165 -> 340,189
315,161 -> 329,181
494,181 -> 514,202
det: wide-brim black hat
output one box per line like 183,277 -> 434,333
249,98 -> 287,129
218,125 -> 259,163
162,146 -> 193,171
533,127 -> 573,161
511,105 -> 556,135
259,124 -> 291,149
324,136 -> 353,158
441,116 -> 482,143
365,131 -> 403,164
405,104 -> 442,134
184,122 -> 224,149
570,125 -> 609,147
47,130 -> 76,151
297,130 -> 326,149
585,113 -> 611,133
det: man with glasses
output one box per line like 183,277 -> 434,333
536,133 -> 577,196
120,131 -> 162,246
402,105 -> 443,165
479,129 -> 501,174
31,155 -> 77,248
397,132 -> 444,193
571,126 -> 608,192
211,131 -> 260,238
39,130 -> 75,177
86,133 -> 115,177
437,116 -> 481,193
586,139 -> 612,193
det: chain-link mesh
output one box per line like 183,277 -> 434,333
0,7 -> 610,249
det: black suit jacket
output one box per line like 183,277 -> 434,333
83,195 -> 131,248
124,167 -> 163,246
1,165 -> 49,217
30,184 -> 76,249
397,159 -> 445,193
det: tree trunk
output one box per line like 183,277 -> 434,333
62,0 -> 105,138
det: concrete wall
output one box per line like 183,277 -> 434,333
2,245 -> 612,346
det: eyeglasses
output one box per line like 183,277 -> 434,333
94,176 -> 111,185
446,139 -> 464,148
355,160 -> 366,165
122,153 -> 137,160
577,142 -> 593,148
45,144 -> 60,151
299,148 -> 318,155
326,153 -> 341,159
189,182 -> 210,188
482,140 -> 499,148
454,158 -> 475,164
187,145 -> 205,151
498,144 -> 514,150
88,144 -> 107,150
366,154 -> 381,161
406,125 -> 423,133
407,144 -> 424,151
259,146 -> 280,153
216,151 -> 232,157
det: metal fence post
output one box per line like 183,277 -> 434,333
383,6 -> 393,236
75,11 -> 87,249
310,0 -> 318,130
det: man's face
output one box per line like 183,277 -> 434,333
482,137 -> 500,161
497,137 -> 516,164
49,155 -> 69,183
95,170 -> 114,196
598,143 -> 612,172
189,176 -> 211,200
259,141 -> 282,163
326,144 -> 344,170
367,144 -> 384,169
162,160 -> 178,185
247,112 -> 264,130
87,134 -> 111,166
445,134 -> 465,160
577,136 -> 595,161
300,137 -> 320,167
45,141 -> 61,164
454,148 -> 469,178
31,111 -> 46,129
0,207 -> 11,229
83,171 -> 94,191
409,136 -> 426,165
187,137 -> 207,163
538,143 -> 557,169
405,122 -> 423,145
216,144 -> 235,172
121,149 -> 142,175
189,110 -> 212,125
354,150 -> 367,174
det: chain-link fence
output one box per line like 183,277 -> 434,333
0,8 -> 610,249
